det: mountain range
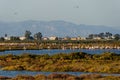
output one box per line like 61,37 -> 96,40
0,20 -> 119,37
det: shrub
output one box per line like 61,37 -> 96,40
13,75 -> 35,80
34,74 -> 47,80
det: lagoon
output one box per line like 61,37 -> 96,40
0,49 -> 120,55
0,71 -> 120,77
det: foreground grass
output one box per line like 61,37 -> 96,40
0,73 -> 120,80
0,52 -> 120,73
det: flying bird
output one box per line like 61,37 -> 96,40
76,6 -> 79,8
14,12 -> 18,15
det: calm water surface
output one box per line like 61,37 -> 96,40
0,71 -> 120,77
0,49 -> 120,55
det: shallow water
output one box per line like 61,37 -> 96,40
0,49 -> 120,55
0,70 -> 120,77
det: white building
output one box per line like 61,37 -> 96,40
19,36 -> 26,40
49,36 -> 58,40
80,37 -> 86,40
70,37 -> 78,40
4,37 -> 10,40
93,37 -> 101,40
43,37 -> 49,40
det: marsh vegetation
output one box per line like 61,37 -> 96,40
0,52 -> 120,73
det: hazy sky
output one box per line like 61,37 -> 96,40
0,0 -> 120,26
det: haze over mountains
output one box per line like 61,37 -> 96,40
0,20 -> 119,37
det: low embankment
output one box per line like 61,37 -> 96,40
0,40 -> 120,51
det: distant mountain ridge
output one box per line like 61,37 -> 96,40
0,20 -> 119,37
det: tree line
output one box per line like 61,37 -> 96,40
0,30 -> 42,41
88,32 -> 120,40
0,31 -> 120,41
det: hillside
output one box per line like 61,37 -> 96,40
0,20 -> 119,37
